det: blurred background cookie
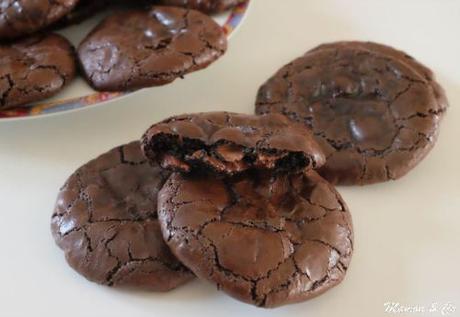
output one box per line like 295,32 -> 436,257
0,33 -> 76,109
0,0 -> 80,39
77,6 -> 227,91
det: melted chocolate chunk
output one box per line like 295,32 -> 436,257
142,112 -> 326,176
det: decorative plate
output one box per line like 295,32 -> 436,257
0,1 -> 251,120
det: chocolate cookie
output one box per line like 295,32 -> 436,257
157,0 -> 245,13
77,6 -> 227,91
256,41 -> 448,185
51,141 -> 194,291
158,170 -> 353,307
0,33 -> 76,109
0,0 -> 79,39
142,112 -> 325,176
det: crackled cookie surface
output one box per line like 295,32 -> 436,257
78,6 -> 227,91
51,141 -> 194,291
158,170 -> 353,307
158,0 -> 245,13
0,33 -> 75,109
142,112 -> 325,176
256,41 -> 448,185
0,0 -> 79,39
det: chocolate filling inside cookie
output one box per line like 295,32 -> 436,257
146,133 -> 312,175
142,112 -> 325,176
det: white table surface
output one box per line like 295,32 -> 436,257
0,1 -> 459,316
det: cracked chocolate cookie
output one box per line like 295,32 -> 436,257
157,0 -> 245,14
142,112 -> 326,176
256,41 -> 448,185
0,33 -> 76,109
158,170 -> 353,307
77,6 -> 227,91
0,0 -> 79,39
51,141 -> 194,291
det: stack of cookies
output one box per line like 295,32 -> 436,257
50,40 -> 447,308
52,112 -> 354,308
0,0 -> 245,110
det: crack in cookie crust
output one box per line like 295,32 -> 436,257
51,141 -> 194,291
158,170 -> 354,307
256,41 -> 448,185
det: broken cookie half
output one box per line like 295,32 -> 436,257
141,112 -> 326,176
